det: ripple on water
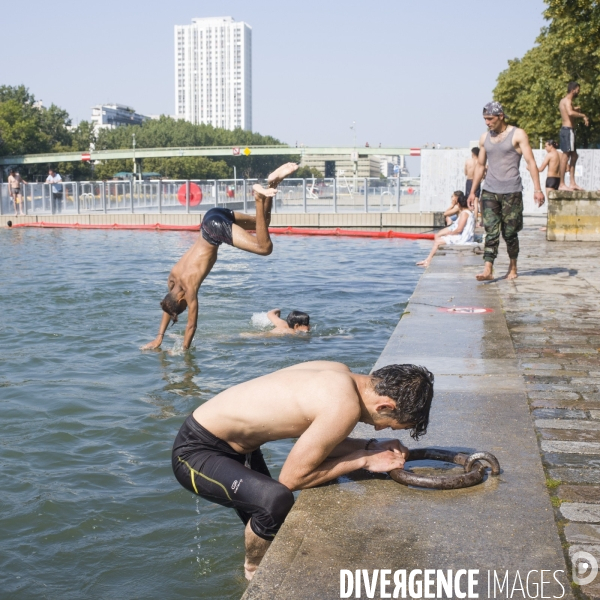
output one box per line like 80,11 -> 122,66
0,229 -> 424,599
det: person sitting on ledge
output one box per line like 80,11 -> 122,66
417,192 -> 475,268
141,163 -> 298,351
171,360 -> 434,580
266,308 -> 310,334
443,190 -> 464,226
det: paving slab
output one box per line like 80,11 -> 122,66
243,244 -> 571,599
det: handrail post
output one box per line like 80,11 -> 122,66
302,178 -> 307,213
396,177 -> 401,212
158,180 -> 162,213
102,181 -> 107,213
364,177 -> 368,212
186,180 -> 190,214
333,178 -> 337,213
213,180 -> 218,206
76,182 -> 80,214
23,183 -> 28,215
243,179 -> 247,212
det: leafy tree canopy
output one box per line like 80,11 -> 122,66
494,0 -> 600,147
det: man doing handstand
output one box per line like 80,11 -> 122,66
142,163 -> 298,350
171,360 -> 434,580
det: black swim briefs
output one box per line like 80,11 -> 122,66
201,207 -> 236,246
172,414 -> 294,541
559,126 -> 575,154
465,179 -> 481,199
546,177 -> 560,190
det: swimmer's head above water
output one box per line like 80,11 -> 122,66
160,291 -> 187,324
285,310 -> 310,332
370,364 -> 434,440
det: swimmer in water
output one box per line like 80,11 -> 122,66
171,360 -> 434,580
142,162 -> 299,351
266,309 -> 310,334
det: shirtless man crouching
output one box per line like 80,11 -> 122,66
142,163 -> 298,351
171,360 -> 434,580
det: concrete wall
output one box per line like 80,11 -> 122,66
421,148 -> 600,216
0,212 -> 443,230
547,190 -> 600,241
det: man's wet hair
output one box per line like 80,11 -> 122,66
567,81 -> 580,92
546,139 -> 558,149
471,147 -> 480,156
286,310 -> 310,329
160,292 -> 186,324
371,364 -> 434,440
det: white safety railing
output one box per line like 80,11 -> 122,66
0,178 -> 420,215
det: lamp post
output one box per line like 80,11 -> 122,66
132,133 -> 137,180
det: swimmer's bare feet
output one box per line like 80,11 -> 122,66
476,262 -> 494,281
416,260 -> 429,267
252,184 -> 277,199
267,162 -> 298,188
571,183 -> 585,191
558,184 -> 573,191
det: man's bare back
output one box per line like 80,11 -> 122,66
194,362 -> 358,454
464,156 -> 477,179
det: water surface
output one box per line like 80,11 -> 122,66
0,229 -> 424,599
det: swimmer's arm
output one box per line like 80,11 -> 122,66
443,204 -> 459,217
141,312 -> 171,350
266,308 -> 288,329
182,297 -> 198,350
282,361 -> 351,373
279,414 -> 406,491
516,129 -> 545,206
327,437 -> 408,459
538,155 -> 550,173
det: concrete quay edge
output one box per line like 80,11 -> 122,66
242,245 -> 572,599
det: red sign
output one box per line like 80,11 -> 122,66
81,153 -> 91,162
410,148 -> 421,156
232,147 -> 241,156
439,307 -> 494,314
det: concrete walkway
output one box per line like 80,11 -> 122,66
243,221 -> 573,600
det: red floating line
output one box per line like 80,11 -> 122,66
10,222 -> 434,239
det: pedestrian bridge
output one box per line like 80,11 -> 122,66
0,146 -> 421,166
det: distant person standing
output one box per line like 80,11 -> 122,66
558,81 -> 589,191
464,147 -> 482,223
46,169 -> 63,213
8,169 -> 26,216
467,102 -> 544,281
538,140 -> 561,196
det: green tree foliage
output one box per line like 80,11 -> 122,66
296,166 -> 324,178
494,0 -> 600,147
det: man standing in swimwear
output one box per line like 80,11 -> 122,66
8,169 -> 26,216
142,163 -> 298,350
558,81 -> 589,191
467,102 -> 544,281
171,360 -> 434,580
539,140 -> 561,197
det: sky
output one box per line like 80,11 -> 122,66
1,0 -> 547,154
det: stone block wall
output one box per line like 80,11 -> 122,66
547,191 -> 600,241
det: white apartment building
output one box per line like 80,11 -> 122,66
175,16 -> 252,130
91,104 -> 149,133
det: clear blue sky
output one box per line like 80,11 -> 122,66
2,0 -> 546,149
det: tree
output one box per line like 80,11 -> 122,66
296,166 -> 323,178
493,0 -> 600,147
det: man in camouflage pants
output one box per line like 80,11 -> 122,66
467,102 -> 545,281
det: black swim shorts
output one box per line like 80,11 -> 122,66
201,207 -> 236,246
172,414 -> 295,541
560,126 -> 575,154
546,177 -> 560,190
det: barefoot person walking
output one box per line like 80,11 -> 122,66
558,81 -> 589,191
467,102 -> 544,281
142,163 -> 298,351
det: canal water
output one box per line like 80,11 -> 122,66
0,228 -> 424,599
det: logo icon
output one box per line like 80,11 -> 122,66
572,551 -> 598,586
231,479 -> 243,493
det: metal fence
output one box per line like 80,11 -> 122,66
0,177 -> 421,216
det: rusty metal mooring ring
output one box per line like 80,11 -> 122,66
388,448 -> 501,490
